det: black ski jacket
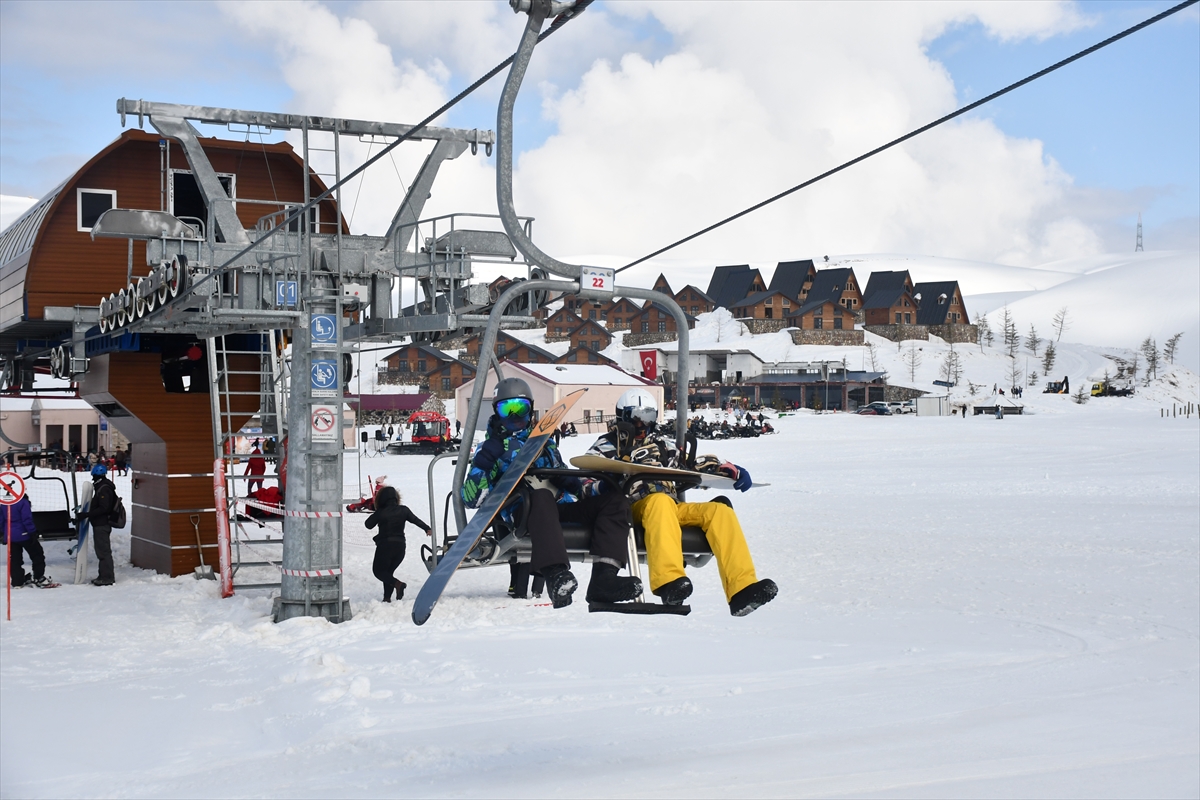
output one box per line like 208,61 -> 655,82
87,477 -> 117,526
366,505 -> 430,545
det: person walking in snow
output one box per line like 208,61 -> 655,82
365,486 -> 430,603
245,440 -> 267,493
584,389 -> 777,617
86,464 -> 118,586
460,378 -> 640,609
5,494 -> 51,588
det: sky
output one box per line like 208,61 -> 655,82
1,0 -> 1197,283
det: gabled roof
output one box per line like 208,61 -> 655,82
556,345 -> 616,365
861,285 -> 909,311
706,264 -> 760,310
805,268 -> 856,306
768,259 -> 816,299
789,296 -> 849,318
505,360 -> 653,386
499,333 -> 558,362
652,273 -> 674,296
426,355 -> 476,375
382,343 -> 454,362
675,285 -> 715,304
569,319 -> 613,338
913,281 -> 962,325
861,270 -> 912,305
547,307 -> 585,324
730,290 -> 790,310
628,301 -> 698,323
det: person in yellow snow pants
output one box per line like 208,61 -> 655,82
632,492 -> 777,617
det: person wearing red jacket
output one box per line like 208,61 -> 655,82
5,495 -> 50,587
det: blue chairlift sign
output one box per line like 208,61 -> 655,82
310,314 -> 337,346
276,280 -> 298,307
311,359 -> 338,397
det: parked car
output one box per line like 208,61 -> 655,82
856,405 -> 892,415
889,400 -> 915,414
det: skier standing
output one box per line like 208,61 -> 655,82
460,378 -> 640,608
86,464 -> 118,586
585,389 -> 777,616
365,486 -> 430,603
5,495 -> 51,587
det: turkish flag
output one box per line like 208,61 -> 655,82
640,350 -> 658,380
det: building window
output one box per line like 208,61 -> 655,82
614,317 -> 622,326
398,361 -> 410,373
766,296 -> 773,305
588,350 -> 598,363
441,377 -> 452,391
658,321 -> 667,333
497,343 -> 506,355
589,309 -> 597,320
417,360 -> 426,372
782,298 -> 790,307
834,316 -> 843,330
77,188 -> 116,232
765,308 -> 774,319
170,169 -> 235,227
567,351 -> 578,362
592,340 -> 601,350
895,312 -> 901,324
641,321 -> 649,333
601,311 -> 608,321
814,317 -> 824,329
904,313 -> 912,324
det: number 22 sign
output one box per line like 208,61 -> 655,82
581,266 -> 614,295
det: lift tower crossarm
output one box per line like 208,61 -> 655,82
118,99 -> 495,147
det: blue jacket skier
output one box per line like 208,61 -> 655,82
461,377 -> 641,608
5,495 -> 50,588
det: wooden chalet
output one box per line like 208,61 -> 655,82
652,273 -> 674,296
913,281 -> 970,325
706,265 -> 766,311
599,297 -> 643,330
464,331 -> 557,364
861,271 -> 918,326
788,298 -> 856,330
674,285 -> 715,317
805,267 -> 863,314
545,307 -> 585,340
557,345 -> 616,366
626,301 -> 696,334
378,343 -> 454,383
567,319 -> 613,352
768,259 -> 818,304
729,290 -> 794,320
426,357 -> 477,394
0,128 -> 345,576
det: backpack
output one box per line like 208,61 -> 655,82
109,494 -> 127,528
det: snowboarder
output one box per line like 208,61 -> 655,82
5,494 -> 52,588
585,389 -> 777,617
460,378 -> 640,608
113,448 -> 127,477
86,464 -> 119,586
365,486 -> 430,603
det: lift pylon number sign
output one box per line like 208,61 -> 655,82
310,405 -> 338,442
0,471 -> 26,505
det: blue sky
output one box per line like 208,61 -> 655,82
1,0 -> 1196,262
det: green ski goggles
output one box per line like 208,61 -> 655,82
495,397 -> 533,419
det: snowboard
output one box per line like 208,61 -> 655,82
412,389 -> 586,626
568,455 -> 769,489
72,487 -> 92,585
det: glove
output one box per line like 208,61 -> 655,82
732,465 -> 752,492
472,438 -> 506,472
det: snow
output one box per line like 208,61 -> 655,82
3,380 -> 1198,797
512,362 -> 652,386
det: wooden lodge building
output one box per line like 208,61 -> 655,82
0,128 -> 345,576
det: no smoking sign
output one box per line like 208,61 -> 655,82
310,405 -> 339,442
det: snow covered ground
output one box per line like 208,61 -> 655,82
3,386 -> 1198,797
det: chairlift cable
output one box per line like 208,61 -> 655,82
615,0 -> 1198,274
207,4 -> 590,279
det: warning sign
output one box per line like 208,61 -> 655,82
310,405 -> 338,442
0,471 -> 25,505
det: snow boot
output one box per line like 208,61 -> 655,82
32,575 -> 53,588
394,579 -> 406,600
542,564 -> 578,609
653,576 -> 693,606
729,579 -> 777,617
91,577 -> 114,587
585,562 -> 642,604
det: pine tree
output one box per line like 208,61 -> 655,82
1052,306 -> 1070,342
1001,306 -> 1019,359
1140,336 -> 1159,383
1163,332 -> 1183,364
1041,340 -> 1057,376
1028,369 -> 1039,387
976,315 -> 992,352
939,344 -> 963,385
1025,324 -> 1040,356
1006,356 -> 1023,391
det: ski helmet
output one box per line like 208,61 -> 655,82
91,464 -> 108,477
493,377 -> 534,431
615,388 -> 658,429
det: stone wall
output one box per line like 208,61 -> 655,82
623,331 -> 678,347
376,371 -> 425,387
740,318 -> 789,335
864,324 -> 928,342
883,385 -> 927,402
788,329 -> 865,346
928,323 -> 979,344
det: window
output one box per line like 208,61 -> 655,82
170,169 -> 235,227
77,189 -> 116,232
614,317 -> 622,326
690,306 -> 698,315
497,343 -> 506,355
601,311 -> 608,321
765,296 -> 774,305
588,309 -> 596,320
782,298 -> 790,307
641,321 -> 649,333
555,327 -> 562,335
765,308 -> 773,319
45,425 -> 63,451
588,350 -> 599,363
658,321 -> 667,332
904,313 -> 912,324
567,350 -> 578,362
895,312 -> 902,323
398,361 -> 410,373
442,377 -> 452,391
592,340 -> 601,350
814,317 -> 824,329
834,316 -> 843,330
815,305 -> 824,315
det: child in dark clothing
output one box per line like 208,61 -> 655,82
365,486 -> 431,602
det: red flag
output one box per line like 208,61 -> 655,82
640,350 -> 658,380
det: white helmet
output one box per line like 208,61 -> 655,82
616,388 -> 659,428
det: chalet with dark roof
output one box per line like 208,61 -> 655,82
768,259 -> 818,304
545,307 -> 585,341
464,331 -> 557,365
674,285 -> 715,317
730,290 -> 795,321
426,357 -> 477,394
861,271 -> 918,326
706,265 -> 766,311
913,281 -> 969,325
567,319 -> 613,353
557,345 -> 616,366
805,267 -> 863,314
600,297 -> 643,330
787,298 -> 856,331
378,344 -> 455,384
652,273 -> 674,297
626,301 -> 697,335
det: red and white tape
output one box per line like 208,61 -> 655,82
236,497 -> 342,518
280,567 -> 344,578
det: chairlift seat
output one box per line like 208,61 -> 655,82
431,230 -> 517,259
32,510 -> 76,540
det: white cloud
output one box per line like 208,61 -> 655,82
0,195 -> 37,232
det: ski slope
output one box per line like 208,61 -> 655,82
2,387 -> 1198,798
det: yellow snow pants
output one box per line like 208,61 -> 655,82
632,492 -> 758,602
